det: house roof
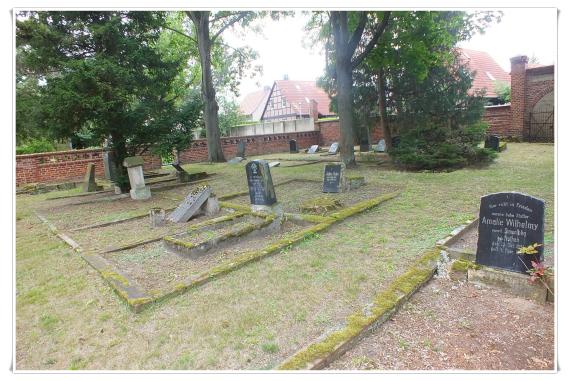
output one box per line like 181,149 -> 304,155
239,88 -> 271,116
458,48 -> 511,98
273,80 -> 335,116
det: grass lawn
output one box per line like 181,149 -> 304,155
15,143 -> 554,370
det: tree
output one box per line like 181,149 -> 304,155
493,81 -> 511,104
16,11 -> 190,190
329,11 -> 391,167
388,52 -> 495,170
186,11 -> 258,162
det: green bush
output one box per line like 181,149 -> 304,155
16,139 -> 57,155
390,122 -> 496,170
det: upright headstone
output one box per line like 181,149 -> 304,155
476,192 -> 545,274
82,163 -> 99,192
167,185 -> 211,223
328,142 -> 340,155
375,139 -> 386,153
149,208 -> 166,227
307,145 -> 319,154
237,140 -> 246,158
485,135 -> 500,151
123,156 -> 151,200
246,160 -> 277,207
103,150 -> 118,181
391,136 -> 401,149
322,163 -> 346,193
289,139 -> 299,153
360,138 -> 370,153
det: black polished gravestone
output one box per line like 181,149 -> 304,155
391,136 -> 401,149
237,140 -> 246,158
322,163 -> 345,193
476,192 -> 545,274
360,138 -> 370,152
289,139 -> 299,153
484,135 -> 500,151
246,160 -> 277,206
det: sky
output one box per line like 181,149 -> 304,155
226,9 -> 557,101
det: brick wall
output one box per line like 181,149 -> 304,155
509,55 -> 528,139
525,66 -> 554,112
482,105 -> 515,137
16,148 -> 161,187
316,118 -> 385,146
177,131 -> 320,163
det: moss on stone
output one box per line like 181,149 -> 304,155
299,196 -> 343,214
278,246 -> 438,370
451,259 -> 480,273
100,269 -> 130,287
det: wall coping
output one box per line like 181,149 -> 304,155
16,147 -> 106,159
526,65 -> 554,75
484,104 -> 511,109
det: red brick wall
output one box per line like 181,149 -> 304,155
316,118 -> 385,146
178,131 -> 320,163
16,148 -> 162,187
509,55 -> 528,139
482,105 -> 514,137
525,66 -> 554,112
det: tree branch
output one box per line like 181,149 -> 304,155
163,25 -> 196,43
351,11 -> 391,69
347,12 -> 368,56
211,12 -> 249,43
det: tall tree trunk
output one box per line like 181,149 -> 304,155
190,11 -> 226,162
378,68 -> 392,149
331,12 -> 356,168
110,131 -> 130,192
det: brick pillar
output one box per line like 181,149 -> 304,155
510,55 -> 528,139
310,99 -> 319,121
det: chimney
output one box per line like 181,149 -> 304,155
510,55 -> 528,139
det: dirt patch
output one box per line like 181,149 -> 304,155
328,277 -> 554,371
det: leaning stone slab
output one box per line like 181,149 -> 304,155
82,163 -> 102,192
468,266 -> 548,304
123,156 -> 151,200
268,161 -> 281,167
228,157 -> 245,164
167,185 -> 211,223
307,145 -> 319,154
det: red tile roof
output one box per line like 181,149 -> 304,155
239,88 -> 270,116
274,80 -> 335,117
457,48 -> 511,98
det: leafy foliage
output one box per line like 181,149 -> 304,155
493,81 -> 511,104
16,11 -> 192,189
389,55 -> 496,170
15,138 -> 57,155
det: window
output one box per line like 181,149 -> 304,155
486,71 -> 496,81
282,98 -> 286,107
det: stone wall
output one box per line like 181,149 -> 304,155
16,148 -> 161,187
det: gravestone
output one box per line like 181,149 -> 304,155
246,160 -> 277,206
268,161 -> 281,168
307,145 -> 319,154
485,135 -> 500,151
289,139 -> 299,153
149,208 -> 166,227
82,163 -> 100,192
172,162 -> 192,183
123,156 -> 151,200
103,150 -> 118,181
228,157 -> 245,164
360,138 -> 370,153
328,142 -> 340,155
374,139 -> 386,153
391,136 -> 401,149
476,192 -> 545,274
168,185 -> 212,223
322,163 -> 346,193
237,140 -> 246,158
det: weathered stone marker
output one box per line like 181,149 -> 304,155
168,185 -> 212,223
103,150 -> 118,181
123,156 -> 151,200
149,208 -> 166,227
172,162 -> 192,183
246,160 -> 277,207
237,140 -> 246,158
328,142 -> 339,155
228,157 -> 245,164
289,139 -> 298,153
485,135 -> 500,151
360,138 -> 369,152
375,139 -> 386,152
476,192 -> 545,274
307,145 -> 319,154
322,163 -> 345,193
268,161 -> 281,168
82,163 -> 100,192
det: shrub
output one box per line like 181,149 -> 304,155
16,138 -> 57,155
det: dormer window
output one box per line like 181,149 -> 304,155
486,71 -> 496,81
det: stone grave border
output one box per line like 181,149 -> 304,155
34,186 -> 402,313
